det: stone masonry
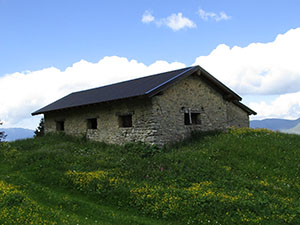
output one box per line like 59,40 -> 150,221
44,72 -> 250,146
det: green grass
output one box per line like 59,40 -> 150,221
1,128 -> 300,224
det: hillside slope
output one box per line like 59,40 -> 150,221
1,129 -> 300,225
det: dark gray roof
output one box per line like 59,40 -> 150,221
32,66 -> 256,115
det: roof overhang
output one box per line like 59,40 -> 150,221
197,66 -> 242,101
232,101 -> 257,115
31,66 -> 255,116
146,65 -> 242,102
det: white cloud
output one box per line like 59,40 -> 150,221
142,10 -> 155,23
249,92 -> 300,120
193,27 -> 300,120
193,28 -> 300,96
2,27 -> 300,129
0,57 -> 185,129
198,8 -> 230,21
158,13 -> 196,31
141,11 -> 196,31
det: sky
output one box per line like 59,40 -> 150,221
1,0 -> 300,129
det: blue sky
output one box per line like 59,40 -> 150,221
2,0 -> 299,75
1,0 -> 300,129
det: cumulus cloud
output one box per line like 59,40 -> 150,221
193,27 -> 300,95
2,27 -> 300,129
142,10 -> 155,23
141,11 -> 196,31
0,57 -> 185,129
249,92 -> 300,120
157,13 -> 196,31
198,8 -> 230,21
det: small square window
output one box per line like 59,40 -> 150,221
56,121 -> 65,131
184,113 -> 201,125
191,113 -> 201,125
87,118 -> 97,129
119,115 -> 132,127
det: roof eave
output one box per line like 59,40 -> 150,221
198,66 -> 242,101
31,94 -> 151,116
233,101 -> 257,115
31,111 -> 41,116
146,65 -> 243,102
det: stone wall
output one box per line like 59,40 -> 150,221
226,102 -> 249,128
150,73 -> 249,145
44,97 -> 157,144
44,73 -> 250,146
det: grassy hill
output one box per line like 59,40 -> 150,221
0,128 -> 299,225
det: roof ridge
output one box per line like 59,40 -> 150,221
145,66 -> 197,95
70,66 -> 194,95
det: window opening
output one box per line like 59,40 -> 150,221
184,112 -> 201,125
87,118 -> 97,129
119,115 -> 132,127
191,113 -> 201,125
56,121 -> 65,131
184,113 -> 190,125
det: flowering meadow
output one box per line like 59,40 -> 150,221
0,128 -> 300,224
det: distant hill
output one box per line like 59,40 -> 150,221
0,128 -> 34,141
281,122 -> 300,134
250,118 -> 300,131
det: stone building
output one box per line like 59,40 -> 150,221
32,66 -> 256,145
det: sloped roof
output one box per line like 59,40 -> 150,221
32,66 -> 256,115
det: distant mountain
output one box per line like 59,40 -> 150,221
250,118 -> 300,131
280,122 -> 300,135
0,128 -> 34,142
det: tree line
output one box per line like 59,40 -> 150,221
0,118 -> 45,142
0,120 -> 6,142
